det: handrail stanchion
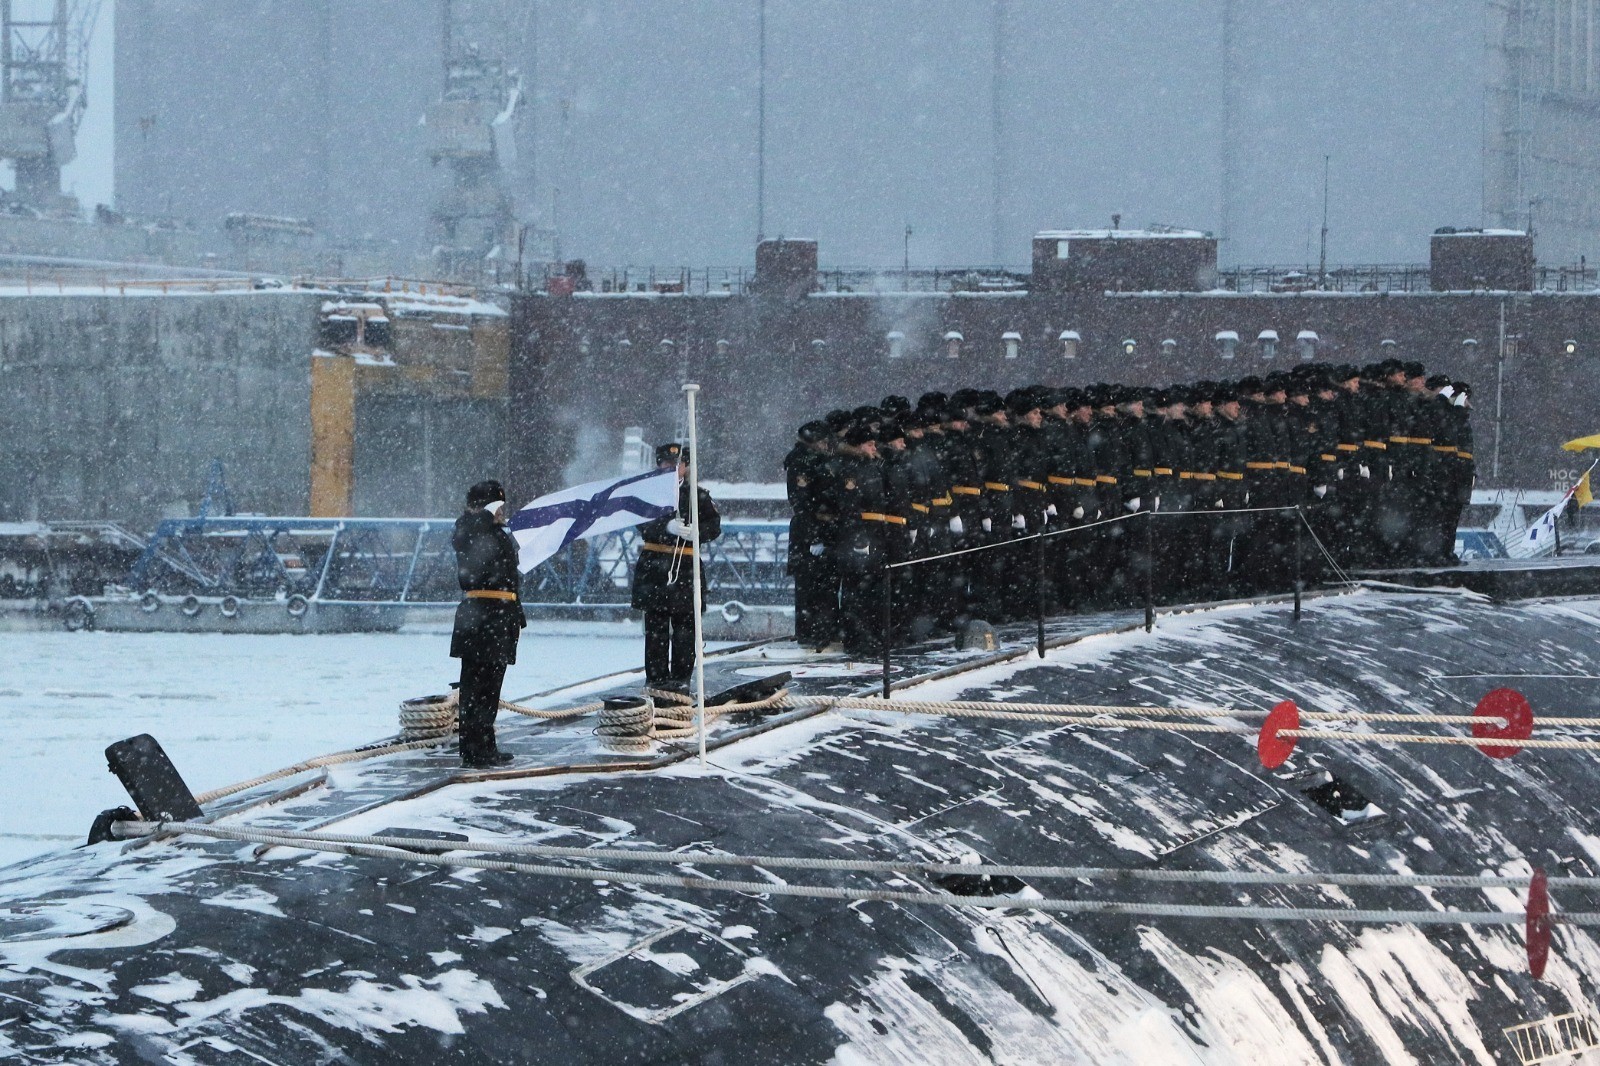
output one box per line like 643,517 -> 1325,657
1293,507 -> 1304,620
683,383 -> 707,767
881,560 -> 893,700
1143,510 -> 1155,633
1034,531 -> 1046,659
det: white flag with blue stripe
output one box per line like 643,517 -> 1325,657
509,469 -> 678,573
1508,483 -> 1578,559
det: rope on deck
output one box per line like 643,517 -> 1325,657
110,817 -> 1563,978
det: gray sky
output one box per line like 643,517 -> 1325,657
103,2 -> 1492,270
60,1 -> 113,211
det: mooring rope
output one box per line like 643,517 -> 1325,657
192,737 -> 449,805
110,819 -> 1595,892
111,819 -> 1578,942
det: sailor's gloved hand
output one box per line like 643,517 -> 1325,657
1313,485 -> 1329,498
1045,504 -> 1058,518
1011,514 -> 1026,530
1358,464 -> 1371,479
981,517 -> 993,533
1071,505 -> 1085,520
666,518 -> 693,539
1124,497 -> 1141,513
948,516 -> 964,535
1336,468 -> 1346,481
908,528 -> 919,544
808,543 -> 825,557
1213,498 -> 1225,509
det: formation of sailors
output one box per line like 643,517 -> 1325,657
784,359 -> 1475,656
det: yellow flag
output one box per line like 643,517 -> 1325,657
1580,470 -> 1594,508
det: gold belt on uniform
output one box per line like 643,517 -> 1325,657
1320,453 -> 1338,462
1336,443 -> 1360,452
1391,436 -> 1434,445
464,589 -> 519,601
984,482 -> 1011,492
1246,462 -> 1276,470
1364,441 -> 1388,450
641,542 -> 695,557
861,512 -> 908,525
911,502 -> 930,513
1458,451 -> 1474,460
1154,467 -> 1174,476
1017,479 -> 1046,490
1432,445 -> 1457,455
951,485 -> 982,496
1289,465 -> 1307,474
1133,468 -> 1152,477
1096,475 -> 1117,485
1218,471 -> 1245,481
931,496 -> 953,506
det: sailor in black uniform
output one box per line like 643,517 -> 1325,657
785,421 -> 837,650
451,479 -> 526,768
632,443 -> 722,691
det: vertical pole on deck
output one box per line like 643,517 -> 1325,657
683,383 -> 707,767
1293,508 -> 1304,620
881,562 -> 893,700
1143,511 -> 1155,633
1034,531 -> 1046,658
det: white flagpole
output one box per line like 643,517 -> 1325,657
683,383 -> 708,767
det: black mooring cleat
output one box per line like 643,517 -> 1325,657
105,734 -> 203,823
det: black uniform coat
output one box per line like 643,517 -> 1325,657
450,508 -> 527,664
631,482 -> 722,614
784,444 -> 832,574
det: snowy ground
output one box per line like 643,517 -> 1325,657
0,623 -> 662,868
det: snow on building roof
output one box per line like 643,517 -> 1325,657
1034,229 -> 1210,240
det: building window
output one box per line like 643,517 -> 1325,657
1059,329 -> 1080,359
1056,240 -> 1071,260
616,337 -> 633,353
1121,338 -> 1137,358
1002,331 -> 1022,360
1296,330 -> 1319,361
658,338 -> 676,357
1161,338 -> 1177,357
1462,337 -> 1480,355
1564,338 -> 1580,357
1215,330 -> 1239,360
944,330 -> 963,359
887,330 -> 906,359
811,338 -> 827,354
715,339 -> 731,356
1380,338 -> 1398,354
1258,329 -> 1279,360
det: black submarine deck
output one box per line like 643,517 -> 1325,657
5,577 -> 1600,1062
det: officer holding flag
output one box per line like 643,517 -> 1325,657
631,442 -> 722,691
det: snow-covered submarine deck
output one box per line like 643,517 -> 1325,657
6,586 -> 1600,1063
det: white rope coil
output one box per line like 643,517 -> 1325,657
399,693 -> 458,741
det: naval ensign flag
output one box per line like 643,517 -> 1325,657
508,469 -> 679,573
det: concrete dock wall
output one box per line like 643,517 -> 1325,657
0,290 -> 322,526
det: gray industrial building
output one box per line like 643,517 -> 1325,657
109,1 -> 1600,271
